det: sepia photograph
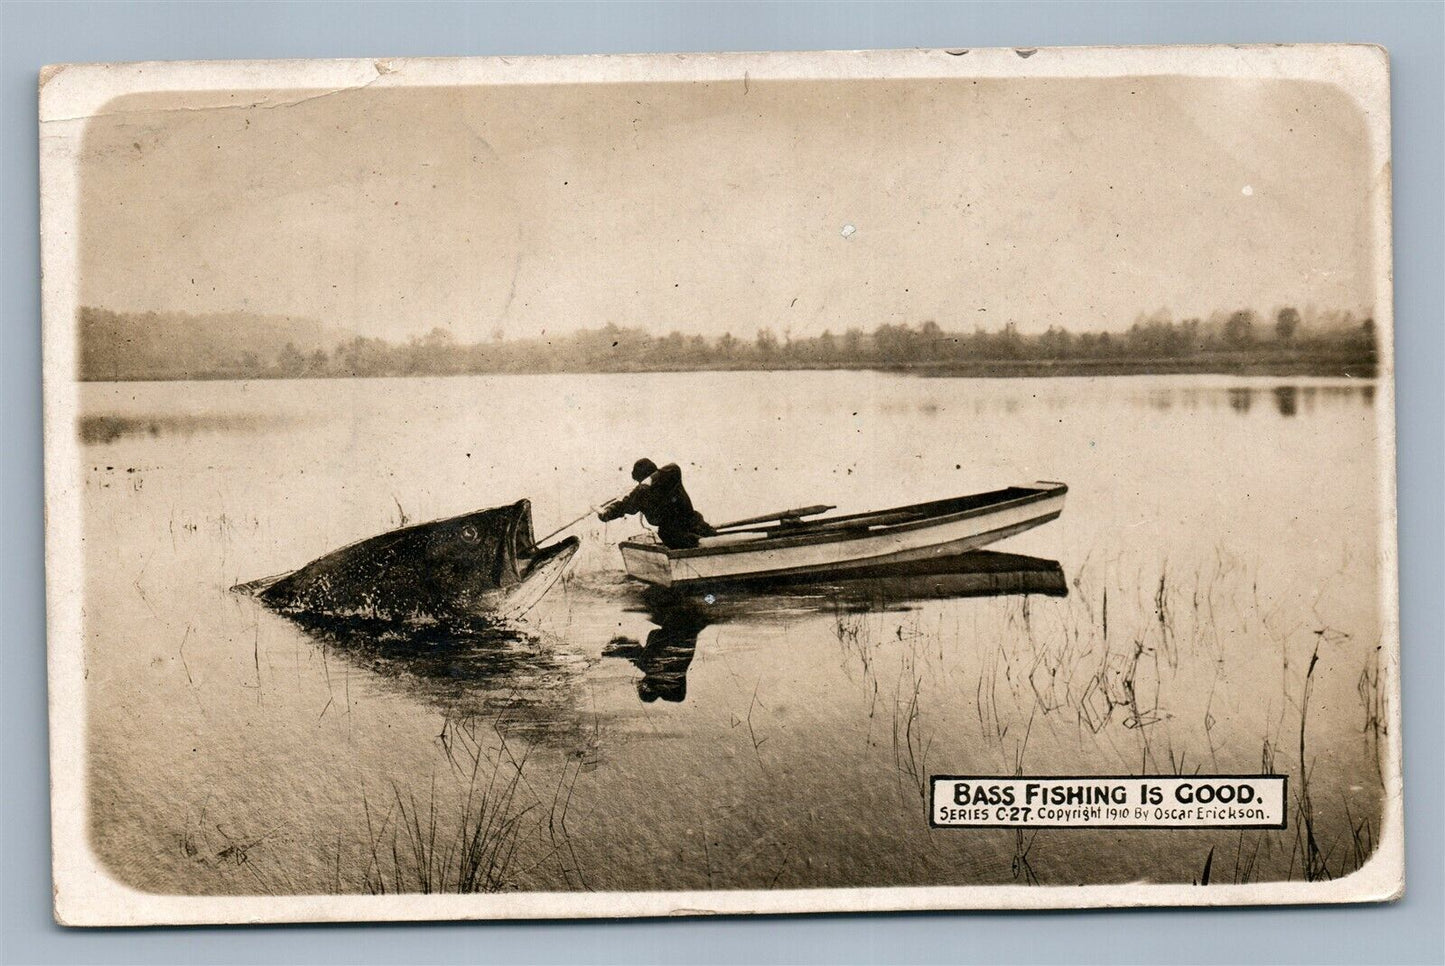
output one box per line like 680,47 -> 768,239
39,44 -> 1400,924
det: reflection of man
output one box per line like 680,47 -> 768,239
603,605 -> 709,703
598,458 -> 716,549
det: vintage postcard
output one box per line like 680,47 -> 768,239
40,45 -> 1401,925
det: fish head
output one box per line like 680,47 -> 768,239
249,500 -> 541,620
413,501 -> 534,610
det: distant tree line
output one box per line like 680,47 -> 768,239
78,305 -> 1377,381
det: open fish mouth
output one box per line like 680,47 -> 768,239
493,534 -> 581,621
519,533 -> 581,580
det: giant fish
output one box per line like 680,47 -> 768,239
234,499 -> 579,622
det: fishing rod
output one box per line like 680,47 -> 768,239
534,506 -> 604,546
539,500 -> 837,546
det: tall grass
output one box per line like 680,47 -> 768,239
949,553 -> 1385,886
352,722 -> 585,894
890,622 -> 934,801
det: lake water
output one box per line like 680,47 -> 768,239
77,371 -> 1386,895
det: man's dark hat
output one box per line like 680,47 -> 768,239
632,458 -> 658,482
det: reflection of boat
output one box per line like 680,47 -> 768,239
631,549 -> 1068,614
234,500 -> 578,621
618,482 -> 1066,588
782,549 -> 1067,600
601,551 -> 1067,704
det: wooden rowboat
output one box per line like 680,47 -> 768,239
619,481 -> 1067,588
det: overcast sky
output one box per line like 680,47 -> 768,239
80,76 -> 1376,342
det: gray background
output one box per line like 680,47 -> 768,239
1,2 -> 1439,963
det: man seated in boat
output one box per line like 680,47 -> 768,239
598,458 -> 717,549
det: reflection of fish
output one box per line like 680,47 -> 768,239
274,611 -> 593,749
233,499 -> 578,621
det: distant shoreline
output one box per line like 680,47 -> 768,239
77,306 -> 1378,383
78,352 -> 1376,382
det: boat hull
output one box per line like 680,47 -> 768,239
619,483 -> 1066,588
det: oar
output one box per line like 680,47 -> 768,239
713,504 -> 836,531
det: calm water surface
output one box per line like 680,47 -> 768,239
79,372 -> 1385,894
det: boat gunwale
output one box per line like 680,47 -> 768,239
647,511 -> 1065,588
619,483 -> 1067,560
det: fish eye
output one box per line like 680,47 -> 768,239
459,524 -> 479,543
